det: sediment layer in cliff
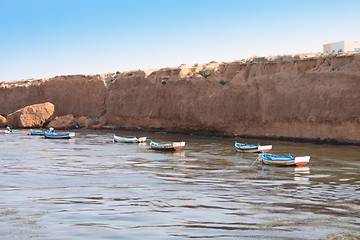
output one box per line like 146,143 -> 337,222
1,52 -> 359,143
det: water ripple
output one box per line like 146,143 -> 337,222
0,130 -> 359,239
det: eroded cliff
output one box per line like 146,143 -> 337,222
1,53 -> 359,143
0,74 -> 109,117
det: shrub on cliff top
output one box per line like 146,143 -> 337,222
198,69 -> 214,78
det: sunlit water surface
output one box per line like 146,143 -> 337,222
1,129 -> 359,239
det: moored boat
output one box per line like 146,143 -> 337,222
44,131 -> 75,139
260,152 -> 310,166
4,126 -> 13,134
113,134 -> 147,143
235,141 -> 272,153
150,140 -> 185,151
29,129 -> 46,136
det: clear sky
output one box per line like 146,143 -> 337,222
1,0 -> 360,81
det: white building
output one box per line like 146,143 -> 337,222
323,40 -> 360,53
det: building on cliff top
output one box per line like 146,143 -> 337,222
323,40 -> 360,53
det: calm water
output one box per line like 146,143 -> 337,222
0,129 -> 359,240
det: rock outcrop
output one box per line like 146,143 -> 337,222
74,116 -> 106,129
0,115 -> 7,127
47,114 -> 76,129
75,116 -> 90,128
1,52 -> 360,143
6,102 -> 54,128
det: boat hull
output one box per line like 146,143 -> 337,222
113,135 -> 146,143
44,132 -> 75,139
29,129 -> 46,136
150,141 -> 185,151
262,157 -> 296,166
261,153 -> 310,166
235,141 -> 272,153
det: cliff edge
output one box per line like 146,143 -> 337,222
1,52 -> 359,143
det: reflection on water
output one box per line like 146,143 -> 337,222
295,166 -> 311,174
0,129 -> 360,240
294,167 -> 310,181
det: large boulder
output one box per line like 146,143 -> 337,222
47,114 -> 76,129
0,115 -> 7,127
6,102 -> 54,128
75,116 -> 90,128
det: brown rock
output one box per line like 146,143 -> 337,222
6,102 -> 54,128
74,116 -> 106,129
75,116 -> 90,128
47,114 -> 76,129
91,123 -> 104,129
0,115 -> 7,127
89,116 -> 106,129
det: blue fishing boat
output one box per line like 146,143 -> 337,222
260,152 -> 310,166
44,131 -> 75,139
150,140 -> 185,151
235,141 -> 272,153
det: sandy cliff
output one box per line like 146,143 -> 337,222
1,53 -> 359,143
0,74 -> 108,117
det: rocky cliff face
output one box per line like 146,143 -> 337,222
0,74 -> 108,117
1,53 -> 359,143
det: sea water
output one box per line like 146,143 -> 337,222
0,129 -> 359,239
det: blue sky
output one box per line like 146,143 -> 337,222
1,0 -> 360,81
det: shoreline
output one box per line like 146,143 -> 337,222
8,126 -> 360,146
